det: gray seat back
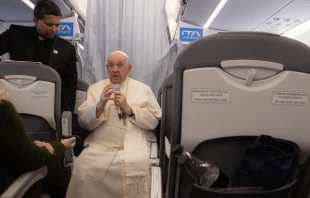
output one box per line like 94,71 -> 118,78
72,79 -> 89,156
74,79 -> 89,114
155,85 -> 162,151
158,74 -> 174,196
0,61 -> 61,141
167,32 -> 310,198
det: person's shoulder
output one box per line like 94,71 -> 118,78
0,100 -> 24,132
129,78 -> 149,87
0,100 -> 16,114
7,25 -> 34,37
129,78 -> 152,90
0,99 -> 13,108
54,36 -> 74,48
9,25 -> 34,32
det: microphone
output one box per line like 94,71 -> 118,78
113,84 -> 122,119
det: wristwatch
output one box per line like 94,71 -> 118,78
127,108 -> 135,117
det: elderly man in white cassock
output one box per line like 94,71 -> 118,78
65,51 -> 162,198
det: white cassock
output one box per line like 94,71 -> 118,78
66,77 -> 162,198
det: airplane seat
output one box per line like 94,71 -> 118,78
0,61 -> 61,142
71,79 -> 90,157
0,61 -> 62,198
74,79 -> 89,114
158,74 -> 174,197
155,85 -> 162,147
0,166 -> 49,198
166,32 -> 310,198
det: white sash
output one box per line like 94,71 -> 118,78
124,122 -> 150,198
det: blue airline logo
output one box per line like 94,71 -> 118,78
57,22 -> 74,37
180,27 -> 203,42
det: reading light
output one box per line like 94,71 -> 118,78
203,0 -> 228,28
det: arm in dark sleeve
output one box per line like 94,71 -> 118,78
61,46 -> 77,112
0,100 -> 66,172
0,29 -> 11,56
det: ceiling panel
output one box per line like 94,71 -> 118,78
181,0 -> 221,27
0,0 -> 33,22
0,0 -> 73,22
209,0 -> 293,31
254,0 -> 310,34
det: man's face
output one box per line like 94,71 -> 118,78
106,53 -> 132,84
33,14 -> 61,39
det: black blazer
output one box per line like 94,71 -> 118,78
0,25 -> 77,111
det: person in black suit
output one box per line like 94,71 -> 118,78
0,0 -> 77,112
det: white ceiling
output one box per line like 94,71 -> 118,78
180,0 -> 310,35
1,0 -> 310,45
0,0 -> 73,22
0,0 -> 33,22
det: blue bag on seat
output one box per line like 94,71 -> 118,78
232,135 -> 298,190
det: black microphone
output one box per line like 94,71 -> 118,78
113,84 -> 122,119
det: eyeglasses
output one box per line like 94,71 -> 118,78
107,63 -> 125,70
38,20 -> 60,30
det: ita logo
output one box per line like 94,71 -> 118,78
57,22 -> 74,37
180,27 -> 203,42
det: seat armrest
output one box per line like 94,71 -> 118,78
150,142 -> 158,159
0,166 -> 48,198
149,143 -> 162,197
62,111 -> 75,169
61,111 -> 72,137
149,142 -> 159,167
151,167 -> 162,198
